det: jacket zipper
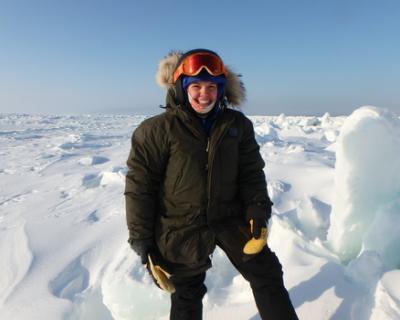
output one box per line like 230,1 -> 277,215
177,106 -> 233,211
204,137 -> 210,196
206,118 -> 235,209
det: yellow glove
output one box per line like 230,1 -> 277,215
243,219 -> 268,255
147,254 -> 175,293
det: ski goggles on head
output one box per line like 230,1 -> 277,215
173,52 -> 228,83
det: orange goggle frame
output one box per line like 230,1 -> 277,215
173,52 -> 228,83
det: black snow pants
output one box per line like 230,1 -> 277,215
168,221 -> 299,320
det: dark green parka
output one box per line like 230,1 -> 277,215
125,51 -> 272,269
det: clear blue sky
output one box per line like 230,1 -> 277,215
1,0 -> 400,116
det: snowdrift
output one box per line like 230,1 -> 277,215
0,108 -> 399,320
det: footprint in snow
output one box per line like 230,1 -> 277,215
82,173 -> 102,188
78,156 -> 110,166
48,255 -> 90,301
74,210 -> 100,225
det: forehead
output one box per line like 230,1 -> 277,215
188,81 -> 218,86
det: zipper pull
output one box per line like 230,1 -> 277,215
206,138 -> 210,152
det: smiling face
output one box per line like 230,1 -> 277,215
187,81 -> 218,113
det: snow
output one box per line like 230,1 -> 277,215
327,106 -> 400,269
0,108 -> 399,320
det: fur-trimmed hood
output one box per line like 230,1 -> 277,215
155,50 -> 246,107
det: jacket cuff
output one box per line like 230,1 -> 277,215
245,200 -> 273,221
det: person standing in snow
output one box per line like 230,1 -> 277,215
125,49 -> 298,320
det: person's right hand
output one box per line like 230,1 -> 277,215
128,238 -> 156,264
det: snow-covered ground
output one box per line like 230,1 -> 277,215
0,107 -> 399,320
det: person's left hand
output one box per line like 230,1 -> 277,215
243,204 -> 270,254
245,203 -> 269,239
249,217 -> 267,239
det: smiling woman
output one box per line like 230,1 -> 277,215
125,48 -> 299,320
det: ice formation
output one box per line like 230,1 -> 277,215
328,106 -> 400,268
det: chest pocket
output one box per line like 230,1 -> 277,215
221,125 -> 240,152
216,125 -> 240,186
228,126 -> 238,138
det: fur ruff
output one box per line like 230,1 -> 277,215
155,51 -> 246,107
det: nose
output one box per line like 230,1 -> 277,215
201,86 -> 212,95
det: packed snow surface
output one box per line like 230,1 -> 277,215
0,107 -> 399,320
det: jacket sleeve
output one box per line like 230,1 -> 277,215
125,119 -> 168,241
238,116 -> 273,220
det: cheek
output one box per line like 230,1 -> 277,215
188,89 -> 200,99
209,90 -> 218,100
